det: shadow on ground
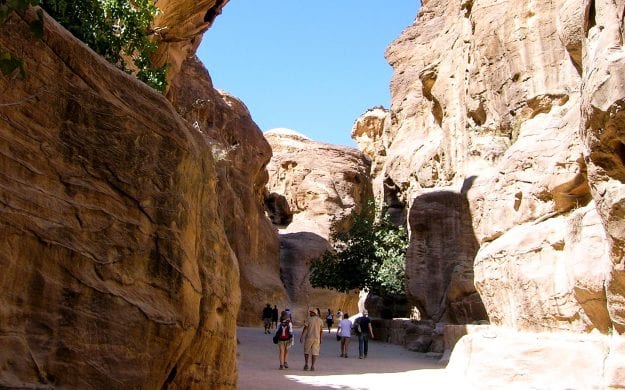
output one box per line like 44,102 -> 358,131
237,327 -> 448,389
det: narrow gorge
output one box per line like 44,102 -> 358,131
0,0 -> 624,389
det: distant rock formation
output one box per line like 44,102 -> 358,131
265,129 -> 371,324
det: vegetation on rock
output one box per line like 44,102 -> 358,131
309,201 -> 408,295
1,0 -> 167,91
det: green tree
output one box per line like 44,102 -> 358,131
1,1 -> 167,91
42,0 -> 167,91
309,202 -> 408,295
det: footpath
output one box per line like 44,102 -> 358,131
237,326 -> 451,389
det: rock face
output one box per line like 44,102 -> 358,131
0,8 -> 240,389
355,0 -> 619,334
581,0 -> 625,335
167,57 -> 287,326
265,129 -> 371,324
152,0 -> 229,89
446,326 -> 625,389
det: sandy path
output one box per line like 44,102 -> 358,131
236,326 -> 452,389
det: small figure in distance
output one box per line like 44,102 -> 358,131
271,305 -> 279,329
337,312 -> 352,358
276,311 -> 293,370
262,303 -> 272,334
300,309 -> 324,371
325,308 -> 334,333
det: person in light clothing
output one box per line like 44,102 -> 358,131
337,312 -> 352,358
299,309 -> 324,371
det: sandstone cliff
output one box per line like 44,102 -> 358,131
355,0 -> 616,333
168,58 -> 287,327
265,129 -> 371,324
0,5 -> 244,389
353,0 -> 625,386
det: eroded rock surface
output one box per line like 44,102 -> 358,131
167,57 -> 287,327
359,0 -> 615,333
0,8 -> 238,389
265,129 -> 371,323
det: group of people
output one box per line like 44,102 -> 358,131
262,304 -> 291,334
263,304 -> 374,371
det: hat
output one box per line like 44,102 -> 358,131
309,309 -> 316,315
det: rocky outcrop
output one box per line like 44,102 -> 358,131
359,0 -> 617,334
446,326 -> 625,389
167,57 -> 287,326
152,0 -> 229,89
0,8 -> 239,389
581,0 -> 625,335
265,129 -> 371,324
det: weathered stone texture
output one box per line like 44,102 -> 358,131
167,56 -> 286,327
265,129 -> 371,324
364,0 -> 615,333
581,0 -> 625,335
446,327 -> 624,389
0,8 -> 238,389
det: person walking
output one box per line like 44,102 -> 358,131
300,309 -> 324,371
262,303 -> 272,334
325,309 -> 334,333
337,312 -> 352,358
271,305 -> 279,329
354,310 -> 374,358
276,312 -> 293,370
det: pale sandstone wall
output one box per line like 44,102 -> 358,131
354,0 -> 617,333
0,8 -> 239,389
265,129 -> 370,324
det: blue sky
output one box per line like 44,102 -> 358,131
197,1 -> 419,147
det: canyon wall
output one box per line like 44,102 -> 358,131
354,0 -> 625,386
265,129 -> 369,324
0,1 -> 263,388
355,0 -> 617,333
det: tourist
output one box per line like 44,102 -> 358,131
271,305 -> 279,329
354,310 -> 374,358
276,312 -> 293,370
325,308 -> 334,333
337,312 -> 352,358
300,309 -> 324,371
262,303 -> 272,334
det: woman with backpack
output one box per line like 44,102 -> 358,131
275,312 -> 293,370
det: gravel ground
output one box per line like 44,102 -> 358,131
236,326 -> 453,390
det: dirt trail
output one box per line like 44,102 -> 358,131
236,326 -> 452,389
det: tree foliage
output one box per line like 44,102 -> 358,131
309,202 -> 408,295
1,0 -> 167,91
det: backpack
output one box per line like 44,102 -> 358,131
274,323 -> 291,343
352,318 -> 362,335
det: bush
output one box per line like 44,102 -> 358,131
309,201 -> 408,295
1,1 -> 167,91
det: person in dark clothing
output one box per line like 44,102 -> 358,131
271,305 -> 279,329
354,310 -> 374,358
262,303 -> 273,334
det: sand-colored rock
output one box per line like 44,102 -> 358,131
366,0 -> 616,333
0,8 -> 238,389
581,0 -> 625,335
446,326 -> 625,389
152,0 -> 229,89
167,56 -> 287,326
265,129 -> 371,324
